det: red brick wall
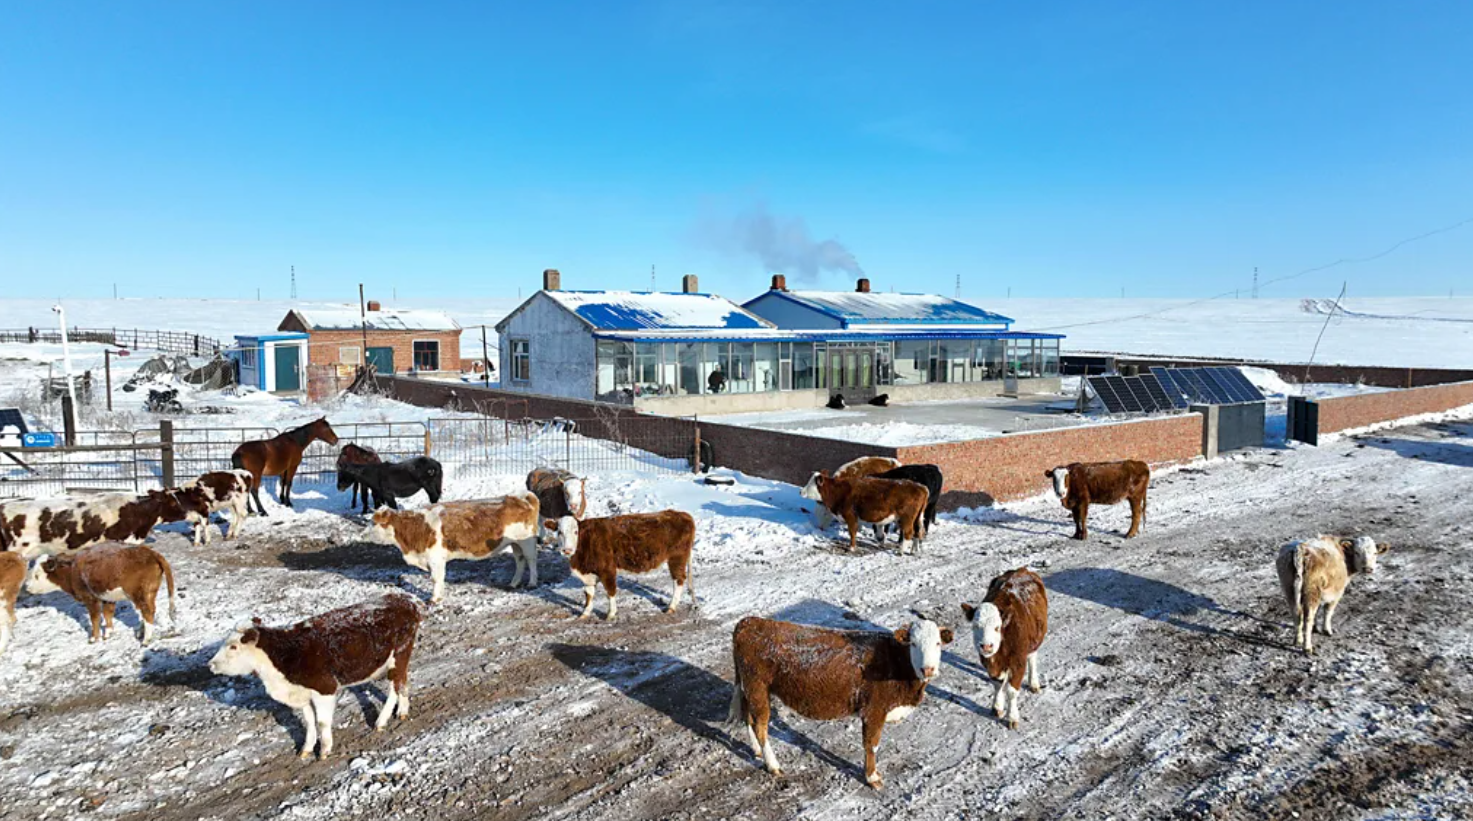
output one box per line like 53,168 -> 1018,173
897,413 -> 1204,507
307,330 -> 461,374
698,421 -> 900,488
1316,380 -> 1473,435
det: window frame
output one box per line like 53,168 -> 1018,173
511,338 -> 531,383
338,345 -> 362,366
412,339 -> 441,372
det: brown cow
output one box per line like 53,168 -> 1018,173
183,470 -> 253,545
801,456 -> 902,529
526,467 -> 586,544
962,567 -> 1049,729
546,510 -> 695,621
0,552 -> 24,656
811,473 -> 929,555
1276,535 -> 1387,654
0,490 -> 199,559
209,592 -> 423,759
368,494 -> 541,604
728,614 -> 954,789
25,542 -> 177,644
1045,460 -> 1150,540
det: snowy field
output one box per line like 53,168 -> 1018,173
4,295 -> 1472,369
2,416 -> 1472,819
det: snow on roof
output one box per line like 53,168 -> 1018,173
544,290 -> 773,331
760,290 -> 1013,326
286,307 -> 461,332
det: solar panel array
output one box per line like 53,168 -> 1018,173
1151,367 -> 1265,406
1086,373 -> 1180,413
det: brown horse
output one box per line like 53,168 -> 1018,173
231,418 -> 339,515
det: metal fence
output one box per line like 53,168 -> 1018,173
1,431 -> 149,497
427,416 -> 696,479
0,327 -> 225,356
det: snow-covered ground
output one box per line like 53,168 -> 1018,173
4,295 -> 1472,368
2,416 -> 1472,819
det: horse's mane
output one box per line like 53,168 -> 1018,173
283,421 -> 317,446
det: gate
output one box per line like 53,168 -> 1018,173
1287,396 -> 1319,446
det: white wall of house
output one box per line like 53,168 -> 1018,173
496,293 -> 596,400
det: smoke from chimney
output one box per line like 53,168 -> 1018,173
695,203 -> 862,283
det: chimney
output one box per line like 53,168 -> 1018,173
682,274 -> 699,294
770,274 -> 787,291
366,300 -> 381,312
543,268 -> 561,291
856,277 -> 871,293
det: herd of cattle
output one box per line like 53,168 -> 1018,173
0,418 -> 1387,788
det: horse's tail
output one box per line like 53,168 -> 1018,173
231,450 -> 246,471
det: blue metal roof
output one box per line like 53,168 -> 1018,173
546,290 -> 772,331
236,332 -> 308,342
592,329 -> 1063,344
747,290 -> 1014,327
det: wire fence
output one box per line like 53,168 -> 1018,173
0,327 -> 225,356
428,416 -> 696,479
0,431 -> 144,497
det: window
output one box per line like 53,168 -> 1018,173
754,342 -> 779,392
894,340 -> 929,384
792,343 -> 815,389
240,347 -> 257,369
511,339 -> 531,382
412,340 -> 440,372
678,343 -> 703,395
596,340 -> 633,399
339,346 -> 362,366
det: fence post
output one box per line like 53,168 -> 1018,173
160,420 -> 175,487
693,420 -> 701,474
61,395 -> 77,446
423,426 -> 432,457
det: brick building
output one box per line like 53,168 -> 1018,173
277,301 -> 462,376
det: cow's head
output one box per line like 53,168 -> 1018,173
209,620 -> 268,677
799,472 -> 824,502
1343,536 -> 1387,574
1044,467 -> 1070,505
545,516 -> 580,556
170,488 -> 211,519
146,489 -> 188,522
25,556 -> 72,595
893,615 -> 953,682
562,476 -> 587,518
962,601 -> 1005,659
366,508 -> 402,544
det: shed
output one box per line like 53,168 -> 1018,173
230,332 -> 309,393
278,301 -> 462,375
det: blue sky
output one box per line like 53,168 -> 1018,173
2,1 -> 1470,303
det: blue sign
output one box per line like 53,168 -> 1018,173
23,432 -> 58,448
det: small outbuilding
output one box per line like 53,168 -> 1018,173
277,301 -> 462,376
231,332 -> 309,393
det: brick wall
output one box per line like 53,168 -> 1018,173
1316,380 -> 1473,435
697,421 -> 899,488
308,330 -> 462,374
1091,355 -> 1473,390
896,413 -> 1204,507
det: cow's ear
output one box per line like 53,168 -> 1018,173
893,626 -> 912,645
940,628 -> 955,644
1377,542 -> 1390,555
543,518 -> 558,532
960,602 -> 977,621
1044,469 -> 1054,478
1339,539 -> 1355,550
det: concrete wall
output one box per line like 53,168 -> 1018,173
636,389 -> 830,416
887,377 -> 1062,402
896,413 -> 1205,507
743,292 -> 842,329
496,293 -> 596,401
1315,380 -> 1473,435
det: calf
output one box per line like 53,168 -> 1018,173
728,613 -> 954,789
0,552 -> 23,656
208,592 -> 423,759
548,510 -> 695,621
526,467 -> 586,544
961,567 -> 1048,729
368,494 -> 540,604
181,470 -> 253,546
336,444 -> 382,514
25,542 -> 177,644
1045,460 -> 1150,540
0,490 -> 195,558
811,472 -> 928,555
873,464 -> 943,544
340,456 -> 444,511
801,455 -> 903,530
1276,535 -> 1387,654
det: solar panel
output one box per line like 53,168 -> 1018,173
1140,372 -> 1180,409
1089,374 -> 1178,414
1146,367 -> 1264,406
1149,367 -> 1192,408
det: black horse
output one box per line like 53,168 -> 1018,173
338,456 -> 444,511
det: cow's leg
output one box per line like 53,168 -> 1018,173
845,515 -> 859,552
871,523 -> 885,544
311,692 -> 337,758
1126,494 -> 1143,538
898,517 -> 914,556
392,640 -> 413,720
102,602 -> 117,641
992,675 -> 1008,719
575,572 -> 597,620
1072,502 -> 1089,540
746,683 -> 781,775
1026,652 -> 1043,693
1005,668 -> 1025,729
375,659 -> 399,732
137,589 -> 157,645
509,547 -> 527,589
1303,596 -> 1321,654
602,574 -> 619,621
1323,599 -> 1340,637
428,554 -> 447,605
666,554 -> 689,613
522,539 -> 538,588
228,495 -> 248,539
0,615 -> 10,657
298,703 -> 318,759
862,715 -> 885,789
86,601 -> 103,643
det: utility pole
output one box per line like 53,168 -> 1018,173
955,273 -> 961,298
113,283 -> 117,299
52,305 -> 78,435
358,284 -> 369,373
1252,267 -> 1259,299
291,265 -> 298,300
481,325 -> 491,385
651,264 -> 656,291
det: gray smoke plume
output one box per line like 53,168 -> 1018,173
698,203 -> 863,282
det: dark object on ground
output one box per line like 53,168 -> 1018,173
827,393 -> 846,410
145,389 -> 184,414
703,475 -> 735,486
339,456 -> 444,511
869,394 -> 889,407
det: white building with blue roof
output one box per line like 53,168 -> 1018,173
495,269 -> 1062,413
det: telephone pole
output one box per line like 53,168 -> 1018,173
955,273 -> 961,298
1252,266 -> 1259,299
291,265 -> 298,300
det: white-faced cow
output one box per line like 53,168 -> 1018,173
728,613 -> 954,789
1045,460 -> 1150,540
526,467 -> 586,544
368,494 -> 540,604
26,542 -> 178,644
1276,535 -> 1387,654
209,592 -> 423,760
547,510 -> 695,621
183,470 -> 254,545
0,551 -> 24,656
962,567 -> 1048,729
801,456 -> 902,530
0,490 -> 203,559
810,472 -> 928,555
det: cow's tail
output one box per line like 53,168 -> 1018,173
157,551 -> 178,626
1292,543 -> 1308,626
726,655 -> 746,726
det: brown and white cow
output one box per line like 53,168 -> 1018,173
0,490 -> 202,559
526,467 -> 586,544
209,592 -> 423,760
801,456 -> 903,530
368,494 -> 540,604
810,472 -> 929,555
1045,460 -> 1150,540
547,510 -> 695,621
183,470 -> 254,545
728,613 -> 954,789
1276,535 -> 1387,654
26,542 -> 178,644
962,567 -> 1048,729
0,551 -> 24,656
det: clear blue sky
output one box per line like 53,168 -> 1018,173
2,1 -> 1470,303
